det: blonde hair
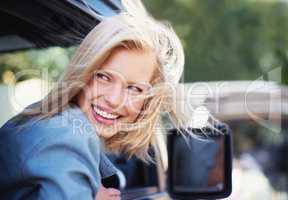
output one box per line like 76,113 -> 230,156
21,0 -> 187,162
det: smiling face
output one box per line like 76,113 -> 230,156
77,47 -> 157,138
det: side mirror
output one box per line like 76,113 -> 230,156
167,123 -> 232,199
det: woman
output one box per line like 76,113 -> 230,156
0,1 -> 186,199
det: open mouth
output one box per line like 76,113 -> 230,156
91,104 -> 121,125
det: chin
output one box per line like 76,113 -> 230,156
91,120 -> 119,138
99,130 -> 118,139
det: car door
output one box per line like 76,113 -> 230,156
105,145 -> 170,200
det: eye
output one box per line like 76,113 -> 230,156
127,85 -> 143,94
94,72 -> 110,82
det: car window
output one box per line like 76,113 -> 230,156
107,153 -> 159,189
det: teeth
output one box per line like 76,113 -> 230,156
93,105 -> 119,120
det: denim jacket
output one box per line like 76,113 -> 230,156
0,104 -> 118,199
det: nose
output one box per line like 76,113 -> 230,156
104,83 -> 125,109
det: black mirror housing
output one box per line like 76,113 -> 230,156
167,123 -> 232,199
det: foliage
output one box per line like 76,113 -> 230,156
144,0 -> 288,84
0,47 -> 75,83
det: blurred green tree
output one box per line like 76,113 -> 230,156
0,47 -> 74,83
144,0 -> 288,84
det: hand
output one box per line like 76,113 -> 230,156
95,185 -> 121,200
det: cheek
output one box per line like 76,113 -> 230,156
126,99 -> 145,117
85,81 -> 101,100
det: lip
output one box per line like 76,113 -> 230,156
90,104 -> 121,126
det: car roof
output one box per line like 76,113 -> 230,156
0,0 -> 122,52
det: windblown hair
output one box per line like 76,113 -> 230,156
21,0 -> 187,162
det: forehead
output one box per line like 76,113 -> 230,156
100,47 -> 157,84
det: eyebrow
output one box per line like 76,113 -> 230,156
127,80 -> 152,87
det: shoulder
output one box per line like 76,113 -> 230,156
0,104 -> 104,196
0,104 -> 101,172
